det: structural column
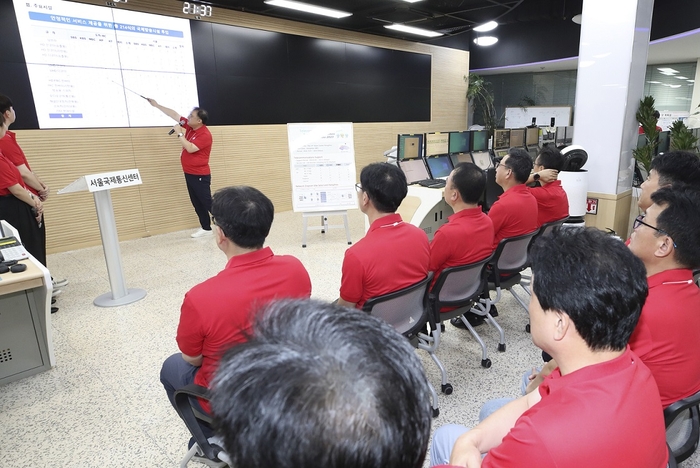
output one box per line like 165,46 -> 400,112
573,0 -> 654,237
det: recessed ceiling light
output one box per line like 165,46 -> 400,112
647,81 -> 662,84
473,21 -> 498,32
473,36 -> 498,46
572,14 -> 582,24
675,76 -> 689,80
384,24 -> 443,37
264,0 -> 352,19
669,84 -> 682,88
401,0 -> 424,3
657,67 -> 679,74
688,80 -> 695,83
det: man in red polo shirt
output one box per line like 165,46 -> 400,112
430,228 -> 668,468
528,146 -> 569,226
160,186 -> 311,448
148,98 -> 214,238
338,163 -> 429,309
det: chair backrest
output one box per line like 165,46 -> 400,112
431,254 -> 493,307
664,389 -> 700,463
362,273 -> 433,337
693,269 -> 699,289
491,230 -> 539,275
528,217 -> 568,254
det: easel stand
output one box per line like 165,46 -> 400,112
301,211 -> 352,248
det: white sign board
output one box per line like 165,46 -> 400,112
288,123 -> 358,213
505,106 -> 572,128
58,169 -> 142,194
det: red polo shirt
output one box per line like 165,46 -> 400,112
488,184 -> 539,249
180,116 -> 212,175
429,207 -> 493,287
629,268 -> 700,407
483,348 -> 667,468
340,213 -> 429,309
176,247 -> 311,412
529,180 -> 569,226
0,131 -> 37,196
0,153 -> 27,196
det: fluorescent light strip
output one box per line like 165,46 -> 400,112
384,24 -> 443,38
264,0 -> 351,19
402,0 -> 424,3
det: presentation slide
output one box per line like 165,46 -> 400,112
12,0 -> 199,129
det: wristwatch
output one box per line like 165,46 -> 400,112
533,173 -> 540,182
177,133 -> 183,138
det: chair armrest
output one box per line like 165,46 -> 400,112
174,384 -> 222,462
664,389 -> 700,427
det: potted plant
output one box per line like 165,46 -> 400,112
632,95 -> 659,174
669,119 -> 699,152
464,73 -> 502,135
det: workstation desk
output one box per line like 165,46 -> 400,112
397,185 -> 453,240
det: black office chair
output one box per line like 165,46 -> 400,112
174,384 -> 231,468
429,254 -> 503,374
693,269 -> 699,289
664,389 -> 700,464
362,273 -> 442,417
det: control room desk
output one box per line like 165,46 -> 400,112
0,255 -> 54,386
397,185 -> 454,240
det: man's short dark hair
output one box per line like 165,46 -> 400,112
360,163 -> 408,213
536,145 -> 564,171
451,162 -> 485,204
193,107 -> 209,125
0,95 -> 13,115
211,186 -> 273,249
211,299 -> 432,468
650,151 -> 700,187
530,227 -> 648,352
651,184 -> 700,269
506,148 -> 534,184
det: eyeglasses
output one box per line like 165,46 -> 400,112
633,215 -> 677,248
355,183 -> 362,192
495,160 -> 511,170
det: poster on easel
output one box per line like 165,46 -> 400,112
288,122 -> 358,213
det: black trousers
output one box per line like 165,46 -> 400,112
0,195 -> 46,266
184,173 -> 212,230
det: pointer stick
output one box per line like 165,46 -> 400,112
110,79 -> 148,100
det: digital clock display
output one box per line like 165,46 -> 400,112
182,2 -> 212,17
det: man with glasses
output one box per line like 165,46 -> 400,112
338,163 -> 429,309
148,98 -> 214,238
160,186 -> 311,454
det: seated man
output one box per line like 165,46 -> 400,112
338,163 -> 429,309
431,227 -> 668,468
160,186 -> 312,431
429,162 -> 494,284
638,150 -> 700,212
528,146 -> 569,226
210,298 -> 433,468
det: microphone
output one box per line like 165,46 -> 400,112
168,119 -> 187,135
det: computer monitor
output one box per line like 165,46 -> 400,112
494,149 -> 509,159
637,133 -> 648,149
448,131 -> 471,154
493,129 -> 511,150
564,126 -> 574,144
425,132 -> 449,156
482,167 -> 504,212
450,152 -> 474,167
657,131 -> 670,154
425,154 -> 454,179
397,157 -> 430,184
397,134 -> 424,160
555,127 -> 567,146
526,127 -> 539,147
472,151 -> 493,170
509,128 -> 526,148
471,130 -> 489,152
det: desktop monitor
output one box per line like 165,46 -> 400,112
526,127 -> 539,147
471,130 -> 489,152
509,128 -> 526,148
493,129 -> 511,150
425,132 -> 449,156
397,157 -> 430,184
450,152 -> 474,167
397,134 -> 424,160
448,131 -> 471,154
426,154 -> 454,179
657,131 -> 670,154
564,126 -> 574,144
555,127 -> 567,146
637,133 -> 648,149
472,151 -> 493,170
494,149 -> 510,159
482,167 -> 504,212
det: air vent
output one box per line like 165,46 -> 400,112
0,348 -> 13,363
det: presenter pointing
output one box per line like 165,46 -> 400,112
147,98 -> 214,238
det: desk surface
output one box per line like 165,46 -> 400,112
0,260 -> 45,296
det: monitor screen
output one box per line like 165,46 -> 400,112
526,127 -> 539,147
397,134 -> 424,160
555,127 -> 566,144
472,130 -> 489,152
398,157 -> 430,184
495,149 -> 509,159
448,131 -> 470,153
472,151 -> 492,170
425,132 -> 449,156
426,155 -> 453,179
493,129 -> 510,150
510,128 -> 525,148
564,126 -> 574,144
450,152 -> 473,167
658,131 -> 670,154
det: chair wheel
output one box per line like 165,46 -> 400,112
498,343 -> 506,352
481,358 -> 492,368
432,407 -> 440,418
441,383 -> 453,395
525,323 -> 531,333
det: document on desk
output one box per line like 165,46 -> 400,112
0,237 -> 29,261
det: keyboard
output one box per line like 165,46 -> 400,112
0,237 -> 29,261
415,179 -> 446,188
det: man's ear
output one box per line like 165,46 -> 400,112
553,310 -> 571,342
655,235 -> 675,260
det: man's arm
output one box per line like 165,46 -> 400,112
181,353 -> 203,367
16,164 -> 48,199
337,298 -> 357,309
527,169 -> 558,185
524,359 -> 558,394
147,98 -> 181,122
176,131 -> 201,154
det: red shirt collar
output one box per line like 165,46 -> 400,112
368,213 -> 404,232
448,206 -> 483,222
648,268 -> 694,288
225,246 -> 274,269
